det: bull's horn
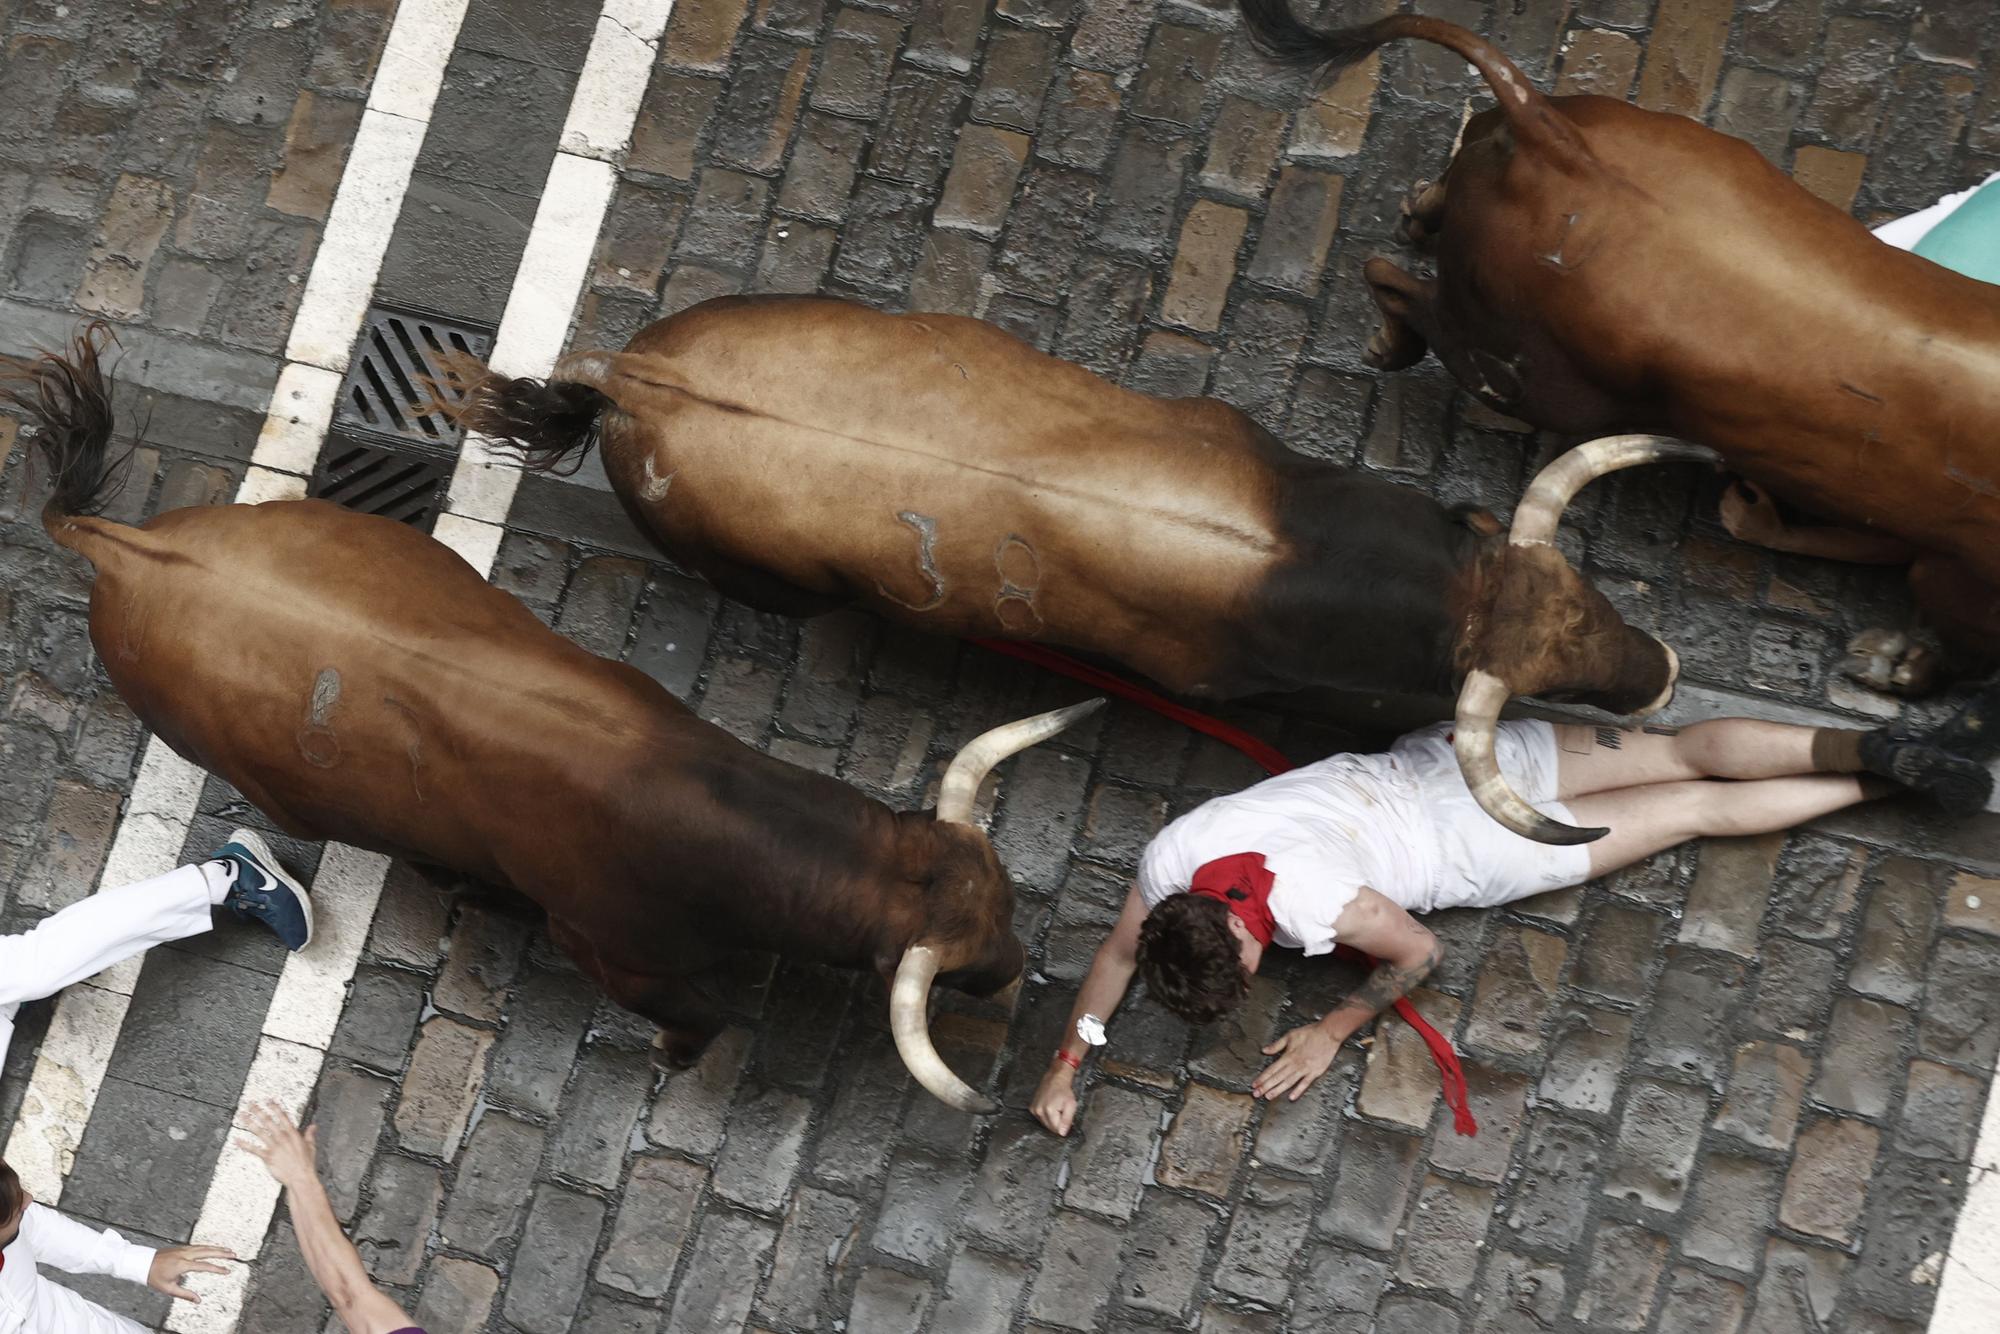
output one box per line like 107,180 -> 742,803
890,943 -> 997,1114
1511,436 -> 1719,547
1452,669 -> 1610,846
936,698 -> 1106,825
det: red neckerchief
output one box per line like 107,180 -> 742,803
1188,852 -> 1278,948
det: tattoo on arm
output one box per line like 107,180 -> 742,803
1594,726 -> 1623,750
1334,940 -> 1444,1020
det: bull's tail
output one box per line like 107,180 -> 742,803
0,322 -> 131,546
434,352 -> 616,476
1237,1 -> 1589,165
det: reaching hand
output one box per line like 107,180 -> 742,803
148,1245 -> 236,1302
1031,1065 -> 1080,1137
1253,1023 -> 1343,1101
238,1099 -> 321,1192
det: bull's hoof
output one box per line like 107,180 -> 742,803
1396,179 -> 1440,249
1840,628 -> 1941,696
650,1028 -> 709,1072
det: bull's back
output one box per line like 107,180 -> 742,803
72,500 -> 675,878
1465,97 -> 2000,572
594,297 -> 1293,692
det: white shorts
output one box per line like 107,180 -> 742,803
1389,721 -> 1593,911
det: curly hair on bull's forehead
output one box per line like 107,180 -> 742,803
1136,894 -> 1251,1025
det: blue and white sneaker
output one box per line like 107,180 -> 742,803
211,828 -> 315,952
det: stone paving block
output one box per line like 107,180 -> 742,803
1680,832 -> 1782,955
973,24 -> 1057,131
61,1077 -> 229,1238
847,1266 -> 935,1333
1133,24 -> 1221,127
1635,0 -> 1733,117
1038,66 -> 1121,171
664,0 -> 751,73
870,68 -> 966,188
314,1065 -> 391,1223
1771,835 -> 1865,942
649,1024 -> 753,1158
354,1154 -> 443,1286
1247,166 -> 1342,296
1746,1238 -> 1845,1334
1320,1121 -> 1423,1252
1428,1064 -> 1527,1184
1944,870 -> 2000,935
1358,988 -> 1460,1130
1918,934 -> 2000,1069
1898,1059 -> 1985,1162
810,1028 -> 910,1186
1462,923 -> 1566,1058
1812,996 -> 1909,1119
750,961 -> 854,1089
17,778 -> 118,910
415,1259 -> 501,1334
1574,1221 -> 1669,1330
1115,1191 -> 1217,1319
1396,1174 -> 1494,1296
666,1208 -> 777,1332
1212,298 -> 1310,429
759,1187 -> 864,1328
1251,1049 -> 1351,1173
1847,1154 -> 1964,1321
1500,1112 -> 1606,1253
1161,200 -> 1247,333
432,903 -> 529,1023
1210,1173 -> 1311,1305
963,1118 -> 1066,1254
1374,1293 -> 1464,1334
550,1041 -> 652,1190
1641,945 -> 1746,1083
934,1249 -> 1030,1334
237,1219 -> 327,1333
1468,1250 -> 1567,1334
1027,1209 -> 1124,1330
1063,1082 -> 1163,1221
1750,935 -> 1840,1042
367,866 -> 452,969
111,948 -> 273,1107
1848,856 -> 1938,1005
1605,1077 -> 1708,1212
711,35 -> 810,175
439,1110 -> 542,1257
1190,972 -> 1288,1087
1683,1152 -> 1781,1273
1098,122 -> 1197,257
713,1081 -> 812,1212
394,1016 -> 494,1161
874,1148 -> 973,1266
1656,1265 -> 1748,1334
1156,1083 -> 1254,1198
1714,1039 -> 1811,1151
1780,1115 -> 1878,1243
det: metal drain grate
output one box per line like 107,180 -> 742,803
332,305 -> 495,446
309,430 -> 452,530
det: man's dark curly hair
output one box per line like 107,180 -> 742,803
1137,894 -> 1251,1024
0,1159 -> 22,1232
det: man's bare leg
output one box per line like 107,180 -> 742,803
1568,773 -> 1890,878
1553,716 -> 1992,815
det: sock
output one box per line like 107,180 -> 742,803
1810,729 -> 1865,773
200,859 -> 237,906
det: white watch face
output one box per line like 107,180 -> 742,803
1076,1014 -> 1107,1046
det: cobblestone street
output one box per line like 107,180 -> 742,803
1,0 -> 1998,1331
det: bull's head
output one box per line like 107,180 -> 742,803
889,698 -> 1104,1113
1454,436 -> 1718,844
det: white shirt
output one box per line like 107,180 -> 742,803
0,1205 -> 155,1334
1137,749 -> 1434,955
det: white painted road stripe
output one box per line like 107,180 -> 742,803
1929,1075 -> 2000,1331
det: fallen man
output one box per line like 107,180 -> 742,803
0,830 -> 314,1074
1032,708 -> 1993,1134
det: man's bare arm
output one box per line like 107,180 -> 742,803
1032,885 -> 1148,1136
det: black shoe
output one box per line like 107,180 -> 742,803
1857,730 -> 1995,817
212,829 -> 315,951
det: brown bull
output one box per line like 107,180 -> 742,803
1241,2 -> 2000,681
4,327 -> 1102,1112
446,293 -> 1703,843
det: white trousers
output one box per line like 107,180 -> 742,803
0,865 -> 216,1073
1872,169 -> 2000,251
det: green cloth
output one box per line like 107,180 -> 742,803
1914,176 -> 2000,285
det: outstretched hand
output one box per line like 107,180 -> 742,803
1253,1023 -> 1344,1101
148,1245 -> 236,1302
238,1099 -> 320,1192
